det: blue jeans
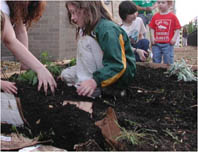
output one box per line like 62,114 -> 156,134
152,43 -> 174,64
132,39 -> 150,62
138,13 -> 153,26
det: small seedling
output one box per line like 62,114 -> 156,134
11,125 -> 19,135
40,51 -> 51,65
163,128 -> 182,143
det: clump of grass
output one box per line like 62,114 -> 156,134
115,121 -> 146,145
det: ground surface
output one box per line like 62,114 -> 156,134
1,46 -> 197,151
174,47 -> 197,65
1,64 -> 197,151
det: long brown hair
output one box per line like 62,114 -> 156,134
65,1 -> 113,36
6,1 -> 46,29
1,11 -> 5,32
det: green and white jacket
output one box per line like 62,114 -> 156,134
92,18 -> 136,88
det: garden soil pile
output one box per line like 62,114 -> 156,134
1,65 -> 197,151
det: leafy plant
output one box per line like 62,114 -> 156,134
17,70 -> 38,85
40,51 -> 62,77
46,64 -> 62,77
164,59 -> 197,82
40,51 -> 51,65
69,58 -> 76,66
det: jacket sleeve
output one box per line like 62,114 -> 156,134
93,29 -> 127,87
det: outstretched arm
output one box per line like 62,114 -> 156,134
2,14 -> 57,95
14,19 -> 30,70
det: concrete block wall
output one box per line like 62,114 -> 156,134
28,1 -> 76,61
1,1 -> 121,61
1,1 -> 77,61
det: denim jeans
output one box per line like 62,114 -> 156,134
138,13 -> 153,26
152,43 -> 174,64
132,39 -> 150,62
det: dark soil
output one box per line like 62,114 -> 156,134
1,65 -> 197,151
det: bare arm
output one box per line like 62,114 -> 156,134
14,20 -> 28,49
2,14 -> 57,94
146,2 -> 158,11
14,19 -> 30,70
170,29 -> 180,45
150,28 -> 155,45
135,5 -> 147,11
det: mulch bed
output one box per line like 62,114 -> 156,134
1,64 -> 197,151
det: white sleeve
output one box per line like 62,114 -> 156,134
0,0 -> 10,15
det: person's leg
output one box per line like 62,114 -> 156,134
133,39 -> 150,62
152,43 -> 162,63
61,66 -> 77,86
76,35 -> 103,83
146,13 -> 153,25
136,39 -> 150,51
61,35 -> 103,87
162,44 -> 174,64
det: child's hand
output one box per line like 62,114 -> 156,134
170,39 -> 176,45
136,49 -> 148,62
1,80 -> 17,94
151,40 -> 156,45
37,67 -> 57,96
76,79 -> 97,97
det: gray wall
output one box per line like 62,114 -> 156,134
1,1 -> 121,61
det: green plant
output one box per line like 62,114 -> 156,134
11,125 -> 19,135
17,70 -> 38,85
69,58 -> 76,66
40,51 -> 62,77
16,52 -> 64,85
40,51 -> 51,65
163,128 -> 182,143
164,59 -> 197,82
46,64 -> 62,77
115,121 -> 146,145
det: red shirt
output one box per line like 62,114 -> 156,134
149,12 -> 181,43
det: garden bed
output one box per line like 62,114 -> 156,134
1,64 -> 197,151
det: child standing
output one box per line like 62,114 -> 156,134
182,26 -> 188,47
61,1 -> 136,98
119,1 -> 149,62
149,0 -> 181,64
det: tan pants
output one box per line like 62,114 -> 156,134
61,35 -> 103,86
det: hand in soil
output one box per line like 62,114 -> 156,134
76,79 -> 97,97
37,68 -> 57,95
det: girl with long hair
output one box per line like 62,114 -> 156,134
61,1 -> 136,97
